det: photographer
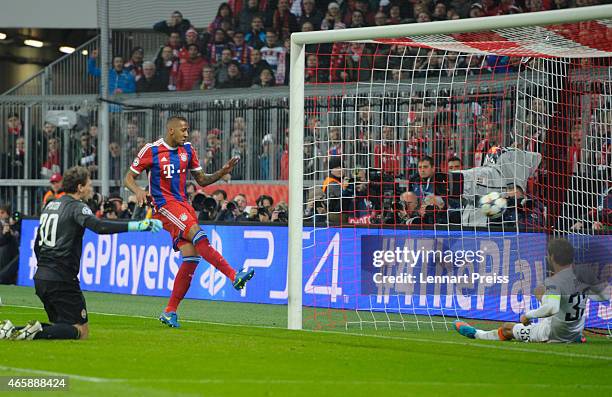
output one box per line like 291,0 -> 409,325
270,203 -> 289,223
0,204 -> 20,284
408,195 -> 448,225
322,157 -> 354,223
215,195 -> 248,222
192,191 -> 221,221
384,191 -> 420,225
248,206 -> 271,223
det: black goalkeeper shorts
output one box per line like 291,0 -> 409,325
34,279 -> 88,325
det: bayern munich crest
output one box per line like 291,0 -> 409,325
180,153 -> 187,162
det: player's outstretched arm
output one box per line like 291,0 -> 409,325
75,204 -> 162,235
191,157 -> 239,187
124,170 -> 150,207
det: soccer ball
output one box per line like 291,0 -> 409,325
479,191 -> 507,219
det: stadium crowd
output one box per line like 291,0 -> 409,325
1,1 -> 610,283
78,0 -> 607,92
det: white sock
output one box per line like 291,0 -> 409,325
475,329 -> 501,340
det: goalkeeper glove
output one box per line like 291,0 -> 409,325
128,219 -> 163,233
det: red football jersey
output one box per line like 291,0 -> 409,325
130,138 -> 202,208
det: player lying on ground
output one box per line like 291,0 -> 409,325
0,166 -> 163,341
455,238 -> 611,343
124,115 -> 254,328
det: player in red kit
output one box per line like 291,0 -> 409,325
124,116 -> 254,328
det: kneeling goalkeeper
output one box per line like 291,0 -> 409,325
0,166 -> 163,340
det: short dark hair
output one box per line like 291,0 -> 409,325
418,156 -> 434,167
167,115 -> 188,126
0,203 -> 10,213
547,238 -> 574,267
186,43 -> 200,51
212,189 -> 227,200
62,166 -> 90,194
447,156 -> 462,164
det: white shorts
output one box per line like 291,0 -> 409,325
512,318 -> 551,343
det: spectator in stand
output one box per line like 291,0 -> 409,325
207,29 -> 230,64
245,15 -> 266,49
349,9 -> 366,28
33,122 -> 57,161
416,10 -> 432,23
409,156 -> 448,199
76,133 -> 97,177
231,31 -> 253,66
320,2 -> 345,30
40,137 -> 61,179
153,10 -> 192,39
525,0 -> 549,12
330,42 -> 373,82
252,68 -> 276,87
199,65 -> 217,90
552,0 -> 572,9
209,3 -> 235,33
354,0 -> 376,25
7,114 -> 22,136
432,1 -> 448,21
237,0 -> 262,33
373,126 -> 401,176
218,61 -> 249,88
176,44 -> 207,91
388,5 -> 402,24
299,0 -> 323,29
155,46 -> 179,90
230,129 -> 246,180
270,0 -> 298,40
215,48 -> 236,86
246,48 -> 271,82
305,54 -> 328,83
179,28 -> 202,61
109,141 -> 122,182
167,32 -> 182,57
136,61 -> 168,93
260,30 -> 287,85
374,11 -> 388,27
469,2 -> 486,17
42,173 -> 65,207
88,51 -> 136,95
124,47 -> 144,81
1,136 -> 25,179
204,129 -> 223,173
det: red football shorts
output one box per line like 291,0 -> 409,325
154,201 -> 200,251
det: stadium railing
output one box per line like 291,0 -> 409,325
1,71 -> 520,216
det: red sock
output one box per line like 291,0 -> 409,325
165,259 -> 199,313
194,237 -> 236,282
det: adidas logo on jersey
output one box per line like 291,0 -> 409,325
161,156 -> 168,162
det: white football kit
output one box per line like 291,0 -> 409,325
513,267 -> 610,343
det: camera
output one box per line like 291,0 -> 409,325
226,201 -> 238,212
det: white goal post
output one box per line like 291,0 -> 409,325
287,5 -> 612,331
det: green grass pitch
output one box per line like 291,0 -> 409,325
0,285 -> 610,397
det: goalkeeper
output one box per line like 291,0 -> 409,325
454,238 -> 611,343
0,166 -> 163,341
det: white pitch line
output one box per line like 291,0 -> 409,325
0,365 -> 610,389
4,304 -> 612,362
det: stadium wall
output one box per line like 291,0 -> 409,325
18,219 -> 611,328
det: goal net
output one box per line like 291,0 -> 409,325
288,7 -> 612,334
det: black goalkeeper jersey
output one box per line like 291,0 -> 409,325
34,195 -> 130,282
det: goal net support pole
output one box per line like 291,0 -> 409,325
287,4 -> 612,331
